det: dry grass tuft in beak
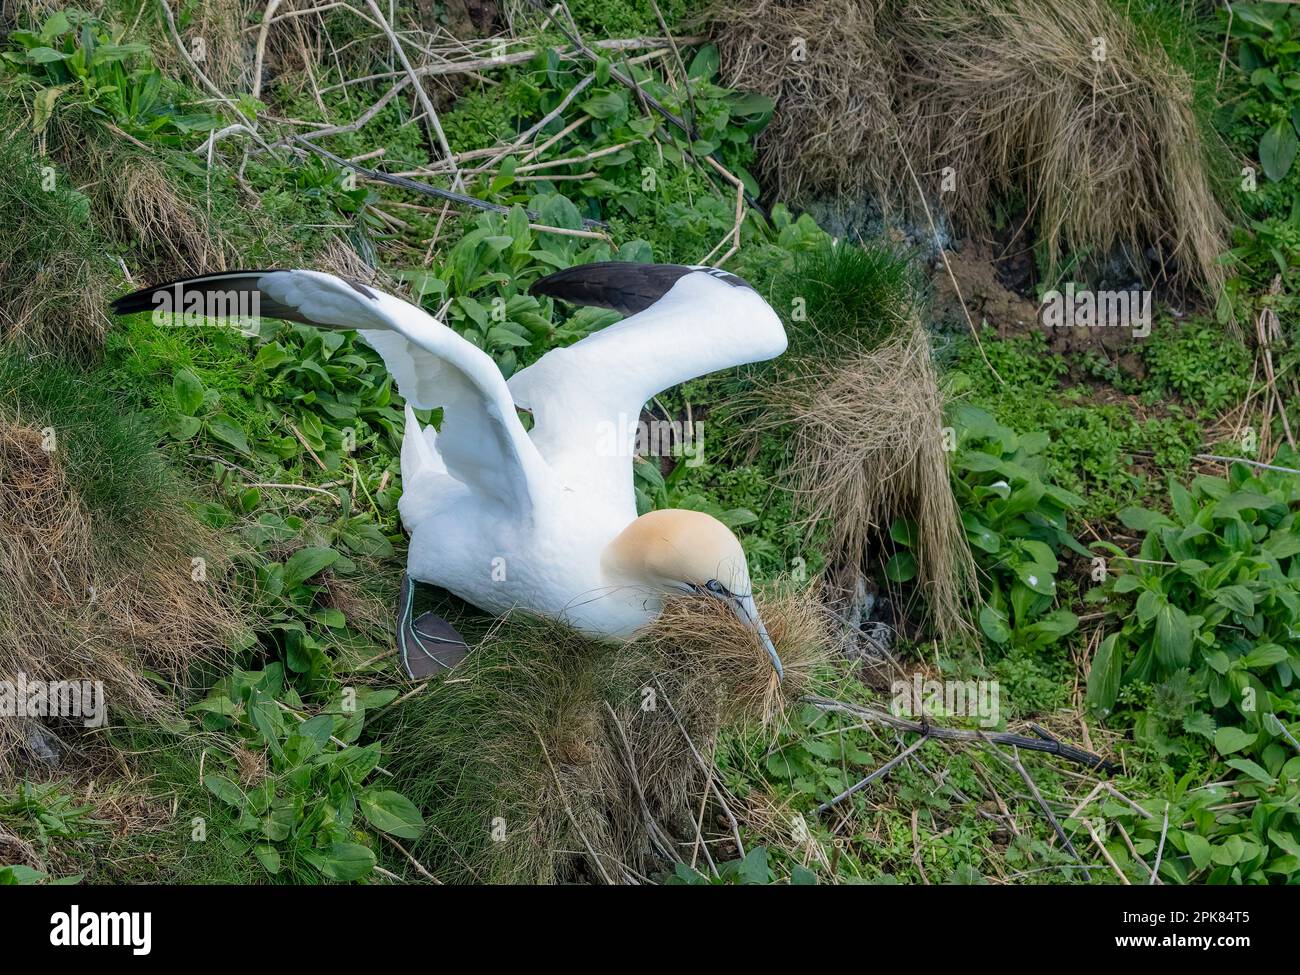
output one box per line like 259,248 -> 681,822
639,590 -> 829,725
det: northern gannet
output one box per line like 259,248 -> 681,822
111,263 -> 788,679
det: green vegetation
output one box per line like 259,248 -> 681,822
1,0 -> 1298,887
945,404 -> 1085,652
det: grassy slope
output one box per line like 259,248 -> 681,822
0,0 -> 1296,885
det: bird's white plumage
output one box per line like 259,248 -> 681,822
507,272 -> 786,515
135,266 -> 786,641
247,270 -> 545,515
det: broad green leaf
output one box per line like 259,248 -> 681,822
688,44 -> 720,80
283,546 -> 338,587
1261,120 -> 1299,181
884,551 -> 916,583
253,843 -> 281,874
1214,726 -> 1257,756
1225,758 -> 1273,784
1119,507 -> 1174,532
1184,832 -> 1212,871
1243,643 -> 1288,668
1086,634 -> 1122,716
734,845 -> 770,884
360,790 -> 425,839
306,842 -> 375,882
1153,603 -> 1192,669
204,773 -> 248,810
979,604 -> 1011,644
1213,585 -> 1256,616
207,414 -> 250,454
172,368 -> 205,416
581,91 -> 628,119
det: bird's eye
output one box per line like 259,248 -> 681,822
704,579 -> 730,597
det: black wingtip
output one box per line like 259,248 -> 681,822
109,290 -> 157,316
530,262 -> 752,317
109,270 -> 280,318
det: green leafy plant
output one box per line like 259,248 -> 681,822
1087,457 -> 1300,772
1226,2 -> 1300,183
393,202 -> 638,376
2,9 -> 218,142
0,781 -> 102,861
191,662 -> 417,882
1071,763 -> 1300,883
938,405 -> 1086,650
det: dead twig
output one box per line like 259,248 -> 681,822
362,0 -> 463,190
654,678 -> 744,859
804,695 -> 1117,773
984,740 -> 1090,881
816,733 -> 930,814
293,138 -> 608,229
380,833 -> 442,884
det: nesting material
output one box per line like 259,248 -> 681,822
708,0 -> 899,209
709,0 -> 1230,296
0,420 -> 238,777
384,587 -> 829,884
755,320 -> 973,638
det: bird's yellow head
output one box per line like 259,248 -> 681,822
603,509 -> 783,679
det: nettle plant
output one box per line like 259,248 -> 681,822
393,200 -> 641,376
191,663 -> 418,883
936,405 -> 1086,650
1087,458 -> 1300,768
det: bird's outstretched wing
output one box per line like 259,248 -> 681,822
111,269 -> 545,514
510,262 -> 786,511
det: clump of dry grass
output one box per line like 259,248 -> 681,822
708,0 -> 1231,296
898,0 -> 1229,295
708,0 -> 898,211
386,587 -> 830,884
755,321 -> 974,637
0,419 -> 240,778
45,116 -> 230,281
0,121 -> 115,361
151,0 -> 257,91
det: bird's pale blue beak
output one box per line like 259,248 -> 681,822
733,592 -> 784,682
707,584 -> 783,682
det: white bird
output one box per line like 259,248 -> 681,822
111,263 -> 788,679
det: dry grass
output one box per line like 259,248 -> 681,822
0,420 -> 240,779
388,586 -> 830,884
708,0 -> 1231,296
898,0 -> 1229,295
46,117 -> 231,281
154,0 -> 256,91
708,0 -> 897,211
753,321 -> 974,638
0,120 -> 115,361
